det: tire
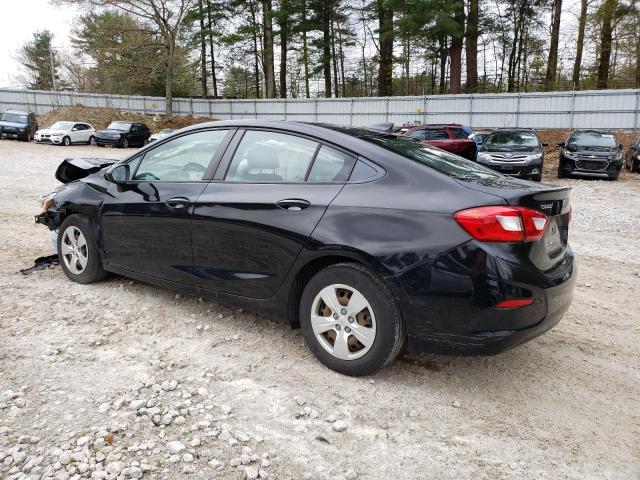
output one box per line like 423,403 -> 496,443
121,138 -> 129,148
24,131 -> 31,142
557,167 -> 566,179
299,262 -> 405,376
608,171 -> 620,181
531,173 -> 542,182
57,214 -> 108,284
63,136 -> 71,147
88,136 -> 96,146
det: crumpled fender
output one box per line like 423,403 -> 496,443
55,157 -> 117,184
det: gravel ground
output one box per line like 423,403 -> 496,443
0,141 -> 639,480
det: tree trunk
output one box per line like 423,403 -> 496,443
572,0 -> 587,89
466,0 -> 479,93
262,0 -> 276,97
279,0 -> 288,98
198,0 -> 207,97
302,0 -> 310,98
596,0 -> 616,89
338,22 -> 346,96
449,0 -> 464,93
439,36 -> 447,94
330,16 -> 339,97
322,0 -> 332,97
205,1 -> 218,97
545,0 -> 562,90
377,0 -> 393,96
249,1 -> 261,98
165,41 -> 174,116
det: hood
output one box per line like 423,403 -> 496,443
566,145 -> 617,156
483,146 -> 540,155
55,157 -> 118,183
37,129 -> 66,135
0,120 -> 27,128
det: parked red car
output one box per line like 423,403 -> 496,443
395,124 -> 477,160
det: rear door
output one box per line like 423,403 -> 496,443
100,128 -> 233,283
191,129 -> 354,298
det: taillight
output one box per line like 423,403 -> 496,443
453,206 -> 548,243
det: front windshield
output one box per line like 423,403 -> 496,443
568,131 -> 617,149
323,125 -> 502,181
1,112 -> 28,123
484,130 -> 539,149
50,121 -> 74,130
108,121 -> 132,131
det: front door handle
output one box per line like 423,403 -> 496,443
276,198 -> 311,211
165,197 -> 190,209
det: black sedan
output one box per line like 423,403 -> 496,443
36,121 -> 575,376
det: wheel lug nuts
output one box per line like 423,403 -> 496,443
345,326 -> 351,333
348,317 -> 354,323
333,313 -> 339,319
340,308 -> 347,315
335,324 -> 341,330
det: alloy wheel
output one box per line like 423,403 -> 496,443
60,226 -> 88,275
310,284 -> 376,360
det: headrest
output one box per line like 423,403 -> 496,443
245,144 -> 279,170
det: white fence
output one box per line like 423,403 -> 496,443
1,87 -> 639,130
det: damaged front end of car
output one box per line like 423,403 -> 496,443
35,157 -> 118,235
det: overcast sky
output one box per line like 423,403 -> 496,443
0,0 -> 79,88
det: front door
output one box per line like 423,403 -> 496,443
100,129 -> 232,283
191,129 -> 355,298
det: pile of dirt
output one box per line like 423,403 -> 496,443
37,106 -> 217,133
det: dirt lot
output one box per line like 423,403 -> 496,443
0,140 -> 639,480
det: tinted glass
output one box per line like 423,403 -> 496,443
307,146 -> 355,182
349,161 -> 379,182
485,130 -> 539,148
408,129 -> 426,140
133,130 -> 228,181
449,128 -> 469,139
568,131 -> 617,148
226,130 -> 318,182
427,129 -> 449,140
1,112 -> 28,123
50,122 -> 74,130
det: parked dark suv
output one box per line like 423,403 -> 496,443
476,128 -> 546,181
0,110 -> 38,142
557,129 -> 623,180
96,121 -> 150,148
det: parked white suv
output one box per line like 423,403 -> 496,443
35,122 -> 96,146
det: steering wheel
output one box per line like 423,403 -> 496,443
180,162 -> 207,180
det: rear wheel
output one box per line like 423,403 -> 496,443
88,135 -> 96,146
299,263 -> 405,376
57,215 -> 108,284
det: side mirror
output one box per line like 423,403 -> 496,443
106,164 -> 130,184
542,142 -> 549,147
556,142 -> 565,147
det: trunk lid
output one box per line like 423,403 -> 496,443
455,176 -> 571,271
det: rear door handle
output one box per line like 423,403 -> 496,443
276,198 -> 311,211
165,197 -> 190,209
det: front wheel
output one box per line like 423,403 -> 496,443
121,138 -> 129,148
299,263 -> 405,376
63,136 -> 71,147
57,215 -> 108,284
531,173 -> 542,182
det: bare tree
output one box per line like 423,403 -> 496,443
60,0 -> 194,115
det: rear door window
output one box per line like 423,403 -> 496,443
225,130 -> 319,182
426,129 -> 449,140
408,129 -> 427,140
307,146 -> 355,182
449,128 -> 469,139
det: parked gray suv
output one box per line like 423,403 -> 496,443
475,128 -> 547,182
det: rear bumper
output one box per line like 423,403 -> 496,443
392,240 -> 576,355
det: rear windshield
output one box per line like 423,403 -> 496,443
485,130 -> 539,148
323,125 -> 502,180
1,112 -> 28,123
568,131 -> 616,148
